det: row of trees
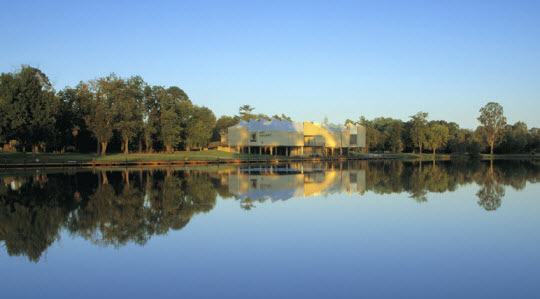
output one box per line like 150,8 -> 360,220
1,66 -> 538,155
349,102 -> 539,155
0,66 -> 216,155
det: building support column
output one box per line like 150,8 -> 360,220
248,147 -> 251,154
301,146 -> 304,157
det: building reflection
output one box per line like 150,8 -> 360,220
227,165 -> 366,202
0,159 -> 539,262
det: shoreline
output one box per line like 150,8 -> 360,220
0,151 -> 537,169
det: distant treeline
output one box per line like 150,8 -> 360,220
0,65 -> 538,155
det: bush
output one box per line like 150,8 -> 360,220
467,140 -> 483,157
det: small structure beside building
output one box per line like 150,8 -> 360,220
225,118 -> 366,156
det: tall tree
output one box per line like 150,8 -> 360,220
55,87 -> 86,153
238,105 -> 256,121
84,75 -> 118,155
180,103 -> 216,150
410,112 -> 429,153
0,66 -> 57,154
155,87 -> 181,153
425,123 -> 449,155
167,86 -> 190,102
114,76 -> 145,154
213,115 -> 239,141
477,102 -> 507,155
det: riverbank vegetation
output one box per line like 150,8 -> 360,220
1,66 -> 538,156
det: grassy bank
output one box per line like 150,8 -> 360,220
0,150 -> 276,163
0,150 -> 536,164
358,153 -> 538,161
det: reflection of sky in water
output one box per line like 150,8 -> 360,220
1,164 -> 539,299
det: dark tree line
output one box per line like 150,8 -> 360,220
350,102 -> 539,155
1,66 -> 538,155
0,66 -> 216,155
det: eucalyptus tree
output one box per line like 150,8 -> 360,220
182,105 -> 216,150
114,76 -> 145,154
425,123 -> 450,155
154,87 -> 182,153
55,86 -> 89,152
84,75 -> 119,155
477,102 -> 507,154
239,105 -> 255,119
409,111 -> 429,153
167,86 -> 190,102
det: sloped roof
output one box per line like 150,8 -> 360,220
232,118 -> 304,132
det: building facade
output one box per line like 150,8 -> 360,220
225,118 -> 366,156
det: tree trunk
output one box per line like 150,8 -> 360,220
124,139 -> 129,155
165,145 -> 172,154
32,145 -> 37,155
138,140 -> 142,154
490,142 -> 494,155
433,148 -> 436,155
420,143 -> 423,154
101,142 -> 108,156
97,140 -> 101,155
61,146 -> 66,154
102,171 -> 108,185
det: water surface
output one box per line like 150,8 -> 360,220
1,160 -> 539,298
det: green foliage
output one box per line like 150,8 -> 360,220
239,104 -> 256,121
477,102 -> 507,154
497,122 -> 529,153
0,66 -> 57,153
425,123 -> 450,154
1,66 -> 537,156
467,139 -> 483,157
409,111 -> 428,153
272,114 -> 293,121
213,115 -> 239,141
83,76 -> 117,155
180,104 -> 216,149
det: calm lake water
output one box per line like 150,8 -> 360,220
1,160 -> 539,299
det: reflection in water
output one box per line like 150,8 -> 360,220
0,160 -> 538,262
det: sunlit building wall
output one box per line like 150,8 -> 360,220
225,118 -> 366,156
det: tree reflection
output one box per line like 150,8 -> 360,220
0,174 -> 82,262
475,161 -> 505,211
0,160 -> 538,262
1,169 -> 218,262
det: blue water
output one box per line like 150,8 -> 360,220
1,160 -> 539,298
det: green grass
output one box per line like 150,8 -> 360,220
0,150 -> 281,163
0,150 -> 536,164
354,153 -> 454,161
480,153 -> 538,160
355,152 -> 538,161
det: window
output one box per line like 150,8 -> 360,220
350,134 -> 357,145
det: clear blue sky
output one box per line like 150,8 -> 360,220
1,0 -> 539,129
